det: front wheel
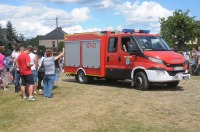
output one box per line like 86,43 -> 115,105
134,71 -> 149,90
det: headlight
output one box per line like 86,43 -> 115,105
148,57 -> 163,64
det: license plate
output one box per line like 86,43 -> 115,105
174,66 -> 183,71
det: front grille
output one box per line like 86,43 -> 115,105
167,71 -> 185,76
163,61 -> 185,67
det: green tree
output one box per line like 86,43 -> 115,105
57,41 -> 64,52
6,21 -> 19,43
195,20 -> 200,44
160,9 -> 197,50
18,34 -> 25,42
0,24 -> 11,55
0,25 -> 5,44
25,35 -> 41,47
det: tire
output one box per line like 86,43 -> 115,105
77,70 -> 92,84
166,81 -> 179,87
134,71 -> 149,90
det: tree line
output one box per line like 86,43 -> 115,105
0,21 -> 41,55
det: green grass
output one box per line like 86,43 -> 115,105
0,75 -> 200,132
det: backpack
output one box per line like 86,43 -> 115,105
4,57 -> 12,68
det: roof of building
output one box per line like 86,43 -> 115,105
41,27 -> 67,40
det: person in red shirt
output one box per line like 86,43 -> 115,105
16,46 -> 36,101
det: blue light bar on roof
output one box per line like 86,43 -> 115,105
122,29 -> 134,33
122,29 -> 150,34
140,30 -> 150,33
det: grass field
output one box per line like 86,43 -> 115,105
0,74 -> 200,132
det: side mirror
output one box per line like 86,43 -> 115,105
129,49 -> 140,55
171,48 -> 178,52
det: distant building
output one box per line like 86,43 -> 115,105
39,27 -> 67,48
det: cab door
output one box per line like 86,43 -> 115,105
105,36 -> 139,79
116,36 -> 139,79
105,37 -> 120,78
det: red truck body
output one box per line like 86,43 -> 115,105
64,29 -> 190,90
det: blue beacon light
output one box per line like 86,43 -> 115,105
122,29 -> 150,34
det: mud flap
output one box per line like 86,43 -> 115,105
131,78 -> 134,86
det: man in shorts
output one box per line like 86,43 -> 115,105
16,46 -> 36,101
28,45 -> 38,94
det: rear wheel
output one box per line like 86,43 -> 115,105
77,70 -> 89,84
77,70 -> 93,84
134,71 -> 149,90
166,81 -> 179,87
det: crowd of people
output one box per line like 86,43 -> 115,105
182,46 -> 200,76
0,43 -> 64,101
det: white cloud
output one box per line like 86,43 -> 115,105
0,4 -> 90,38
111,1 -> 173,33
116,1 -> 172,24
45,0 -> 99,4
63,25 -> 110,34
70,7 -> 90,23
0,0 -> 173,38
93,0 -> 115,10
63,25 -> 84,34
149,23 -> 160,34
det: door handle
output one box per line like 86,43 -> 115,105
107,56 -> 109,62
118,57 -> 121,62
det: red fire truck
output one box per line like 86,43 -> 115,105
64,29 -> 190,90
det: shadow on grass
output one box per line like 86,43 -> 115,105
62,78 -> 184,92
148,85 -> 184,91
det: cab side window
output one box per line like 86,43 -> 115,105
121,38 -> 130,52
121,37 -> 137,52
108,38 -> 118,52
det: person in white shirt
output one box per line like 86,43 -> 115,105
28,46 -> 38,94
13,46 -> 24,93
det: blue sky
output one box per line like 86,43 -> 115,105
0,0 -> 199,38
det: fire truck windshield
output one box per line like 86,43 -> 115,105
134,36 -> 171,51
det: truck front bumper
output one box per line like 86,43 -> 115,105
145,70 -> 190,82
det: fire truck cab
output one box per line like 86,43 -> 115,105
64,29 -> 190,90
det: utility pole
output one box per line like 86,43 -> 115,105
56,17 -> 58,29
56,17 -> 58,48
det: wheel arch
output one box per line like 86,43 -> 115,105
76,68 -> 86,75
131,67 -> 148,80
